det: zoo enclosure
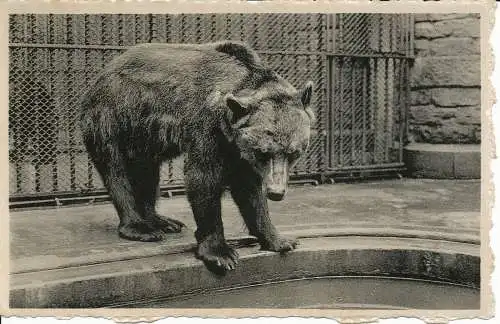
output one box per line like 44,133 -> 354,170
9,14 -> 414,206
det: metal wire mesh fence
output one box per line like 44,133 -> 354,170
8,13 -> 414,204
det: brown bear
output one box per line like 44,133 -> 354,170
79,41 -> 314,274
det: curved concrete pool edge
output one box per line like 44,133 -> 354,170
11,225 -> 479,274
10,235 -> 480,309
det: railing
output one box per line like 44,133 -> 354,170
8,13 -> 414,208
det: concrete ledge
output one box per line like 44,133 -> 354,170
9,179 -> 480,311
404,144 -> 481,179
10,235 -> 480,309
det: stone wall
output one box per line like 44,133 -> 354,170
410,13 -> 481,144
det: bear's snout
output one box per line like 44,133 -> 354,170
267,186 -> 286,201
265,155 -> 288,201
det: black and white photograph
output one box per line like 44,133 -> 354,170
1,0 -> 495,320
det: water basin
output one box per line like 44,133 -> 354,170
132,276 -> 480,309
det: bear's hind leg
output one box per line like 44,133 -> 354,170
184,160 -> 238,275
129,159 -> 185,234
229,177 -> 298,253
94,156 -> 164,242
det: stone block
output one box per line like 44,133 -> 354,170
404,144 -> 454,178
411,89 -> 431,106
410,122 -> 480,145
410,105 -> 456,126
440,121 -> 481,144
455,106 -> 481,125
414,39 -> 430,56
431,88 -> 481,107
412,56 -> 480,88
415,18 -> 480,39
404,143 -> 481,179
410,105 -> 435,126
454,147 -> 481,179
416,38 -> 480,57
414,14 -> 480,22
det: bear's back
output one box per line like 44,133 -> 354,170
106,41 -> 263,75
127,41 -> 263,67
100,41 -> 271,96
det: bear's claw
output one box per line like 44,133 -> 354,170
261,237 -> 299,254
152,214 -> 185,233
118,222 -> 164,242
196,239 -> 239,275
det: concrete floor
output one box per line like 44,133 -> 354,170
10,178 -> 480,275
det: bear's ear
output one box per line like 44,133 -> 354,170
300,81 -> 314,107
225,93 -> 249,124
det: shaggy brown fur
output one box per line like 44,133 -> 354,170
79,41 -> 314,274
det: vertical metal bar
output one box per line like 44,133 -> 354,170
339,57 -> 344,166
407,15 -> 414,144
195,14 -> 201,43
305,54 -> 314,172
210,14 -> 216,42
11,18 -> 19,192
101,15 -> 106,65
239,13 -> 245,42
166,15 -> 172,43
118,14 -> 124,46
327,56 -> 334,169
41,17 -> 50,197
149,13 -> 156,43
252,14 -> 258,46
331,14 -> 336,53
33,15 -> 42,193
409,14 -> 415,56
405,59 -> 411,146
84,14 -> 93,190
49,14 -> 58,192
400,15 -> 405,56
225,14 -> 231,40
393,14 -> 398,53
389,14 -> 393,53
67,14 -> 77,191
134,14 -> 140,44
372,57 -> 379,163
317,14 -> 325,172
324,14 -> 332,169
11,35 -> 22,192
13,51 -> 22,195
17,15 -> 31,193
350,58 -> 356,166
15,159 -> 22,194
398,58 -> 405,163
391,57 -> 398,158
378,14 -> 382,53
384,58 -> 390,162
179,14 -> 185,43
404,15 -> 409,57
362,59 -> 368,165
338,14 -> 343,53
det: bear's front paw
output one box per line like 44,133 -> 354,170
118,222 -> 164,242
261,237 -> 298,254
196,238 -> 239,275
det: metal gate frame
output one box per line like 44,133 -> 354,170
8,14 -> 414,208
321,14 -> 414,181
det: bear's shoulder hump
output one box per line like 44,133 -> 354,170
213,41 -> 262,68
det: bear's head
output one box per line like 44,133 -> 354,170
225,80 -> 314,201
